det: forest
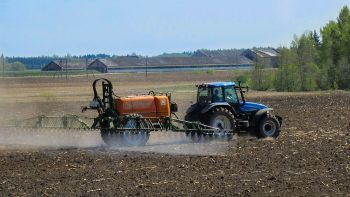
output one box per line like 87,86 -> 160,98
248,6 -> 350,91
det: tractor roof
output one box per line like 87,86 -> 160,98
200,82 -> 236,87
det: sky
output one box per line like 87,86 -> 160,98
0,0 -> 349,57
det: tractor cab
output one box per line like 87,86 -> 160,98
196,82 -> 246,107
196,82 -> 272,114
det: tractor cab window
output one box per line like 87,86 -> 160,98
212,87 -> 224,102
224,86 -> 238,103
197,86 -> 211,104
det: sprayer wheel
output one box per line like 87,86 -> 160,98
121,114 -> 150,146
101,128 -> 125,147
100,114 -> 150,147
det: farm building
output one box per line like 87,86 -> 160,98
42,59 -> 92,71
242,48 -> 280,67
87,55 -> 254,72
193,48 -> 280,67
87,59 -> 119,73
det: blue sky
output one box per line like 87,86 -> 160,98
0,0 -> 349,57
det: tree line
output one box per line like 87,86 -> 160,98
0,54 -> 27,71
4,54 -> 111,69
248,6 -> 350,91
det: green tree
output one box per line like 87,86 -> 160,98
275,48 -> 299,91
337,58 -> 350,89
312,30 -> 321,49
274,33 -> 320,92
303,62 -> 320,91
337,6 -> 350,62
7,61 -> 26,71
277,47 -> 298,66
320,6 -> 350,89
320,22 -> 341,88
274,6 -> 350,91
292,33 -> 320,91
234,71 -> 250,84
336,6 -> 350,89
274,63 -> 300,92
0,54 -> 4,73
250,64 -> 274,91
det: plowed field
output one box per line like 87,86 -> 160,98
0,73 -> 349,196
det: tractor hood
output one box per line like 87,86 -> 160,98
240,101 -> 268,112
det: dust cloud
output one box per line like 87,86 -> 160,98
0,128 -> 103,149
115,132 -> 236,156
0,128 -> 235,156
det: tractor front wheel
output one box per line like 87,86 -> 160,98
258,115 -> 281,138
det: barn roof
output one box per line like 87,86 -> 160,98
193,49 -> 245,57
258,48 -> 279,56
42,59 -> 91,70
245,48 -> 280,58
93,55 -> 253,68
44,59 -> 92,70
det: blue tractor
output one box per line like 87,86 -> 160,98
184,82 -> 282,138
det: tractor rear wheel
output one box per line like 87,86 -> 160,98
208,107 -> 235,140
258,114 -> 281,138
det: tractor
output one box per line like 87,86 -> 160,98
83,78 -> 282,146
184,82 -> 282,138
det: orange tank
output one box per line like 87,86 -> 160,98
114,95 -> 170,118
154,95 -> 171,117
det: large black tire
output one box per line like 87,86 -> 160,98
209,107 -> 235,130
184,104 -> 201,133
121,114 -> 150,146
101,128 -> 126,147
208,107 -> 235,140
100,120 -> 123,147
184,104 -> 209,142
184,104 -> 201,123
257,114 -> 281,138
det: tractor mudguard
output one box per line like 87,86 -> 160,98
251,108 -> 273,126
200,103 -> 232,114
186,103 -> 199,114
184,103 -> 204,122
276,115 -> 283,126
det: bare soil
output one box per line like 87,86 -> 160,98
0,73 -> 349,196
